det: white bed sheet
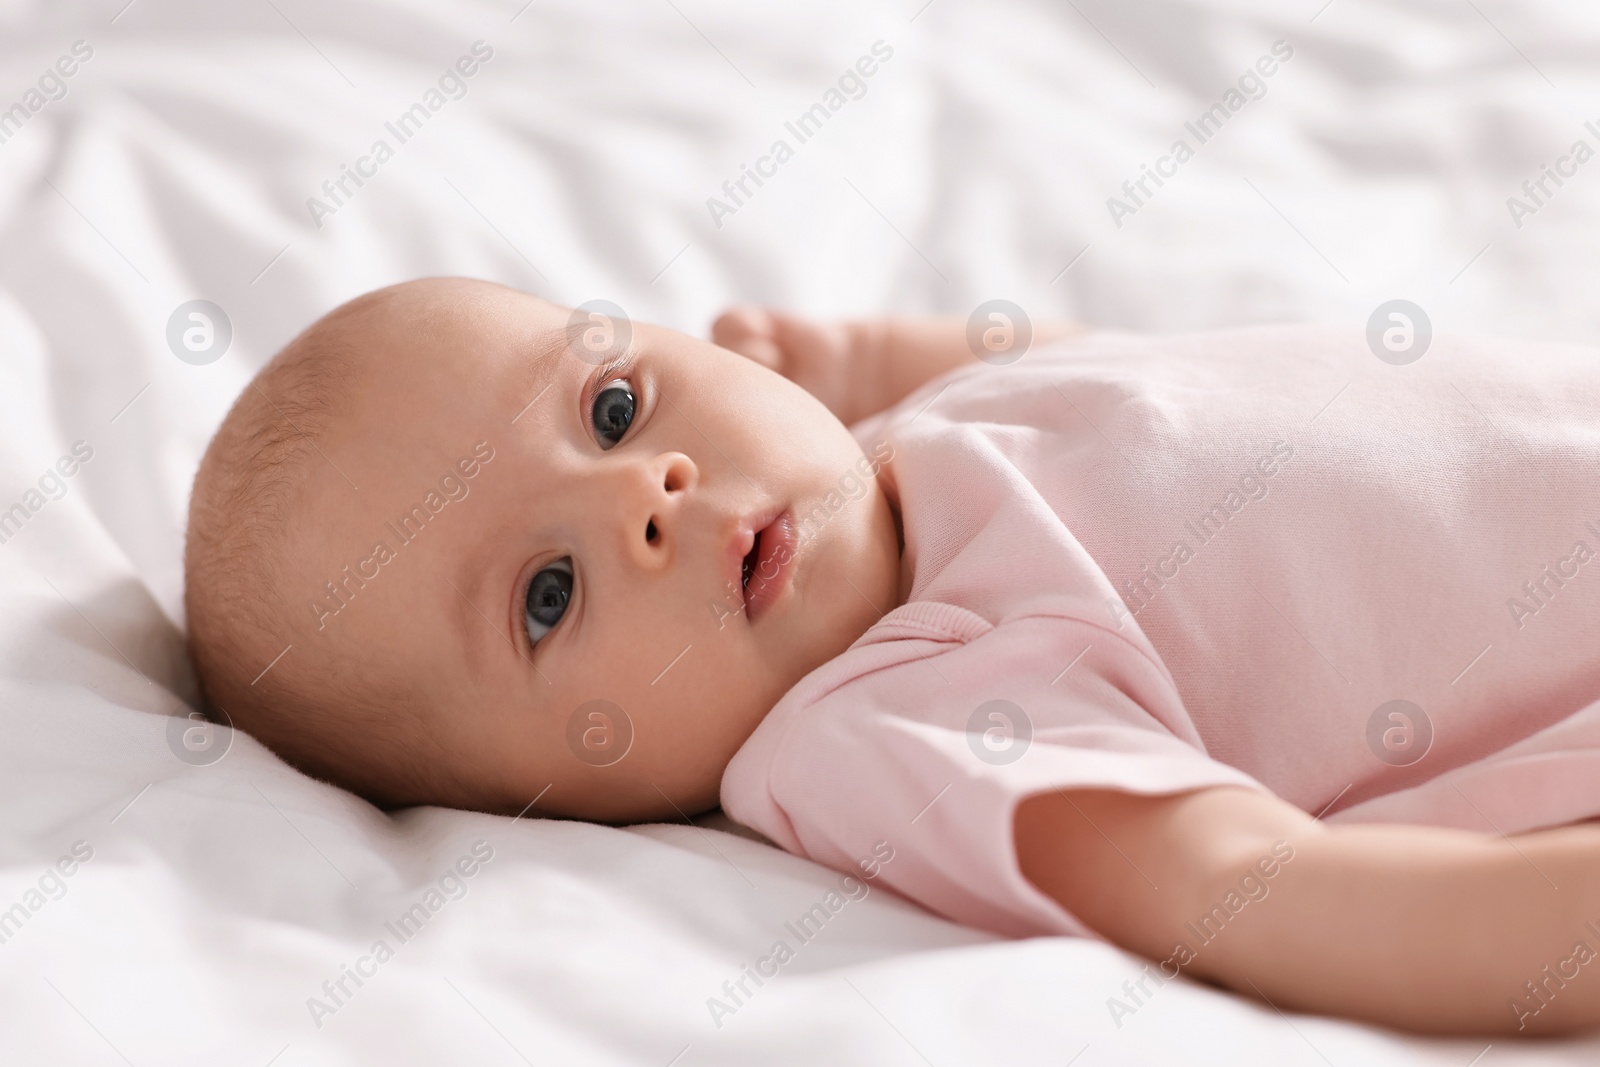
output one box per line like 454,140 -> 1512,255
1,0 -> 1597,1062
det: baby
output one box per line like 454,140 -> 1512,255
185,277 -> 1600,1037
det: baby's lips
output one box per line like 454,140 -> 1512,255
743,509 -> 798,623
725,504 -> 787,616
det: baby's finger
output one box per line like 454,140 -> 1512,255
711,306 -> 784,371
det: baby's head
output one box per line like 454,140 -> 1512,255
184,278 -> 901,822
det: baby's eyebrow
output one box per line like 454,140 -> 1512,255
508,363 -> 566,425
509,343 -> 565,425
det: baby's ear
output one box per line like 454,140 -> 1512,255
710,306 -> 784,371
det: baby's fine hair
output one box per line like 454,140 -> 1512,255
183,285 -> 465,809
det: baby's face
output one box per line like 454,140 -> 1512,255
283,281 -> 902,821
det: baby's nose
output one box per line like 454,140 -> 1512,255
619,451 -> 698,570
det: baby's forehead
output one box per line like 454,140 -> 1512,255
333,289 -> 567,419
283,297 -> 569,526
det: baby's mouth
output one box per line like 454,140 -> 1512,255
737,510 -> 799,622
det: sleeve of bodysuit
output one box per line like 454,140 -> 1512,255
721,598 -> 1275,940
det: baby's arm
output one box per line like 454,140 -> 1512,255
712,309 -> 1085,425
1016,786 -> 1600,1035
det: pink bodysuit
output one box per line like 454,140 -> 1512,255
720,325 -> 1600,939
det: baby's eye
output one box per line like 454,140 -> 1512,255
591,380 -> 635,449
524,558 -> 573,645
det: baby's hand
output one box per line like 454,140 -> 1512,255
713,307 -> 1083,426
711,307 -> 877,425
